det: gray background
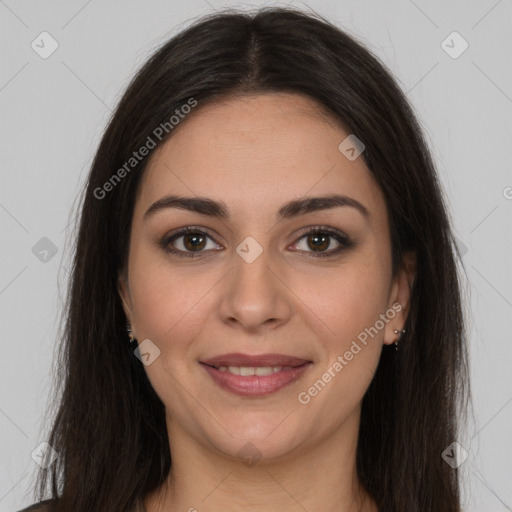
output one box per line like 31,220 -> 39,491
1,0 -> 511,510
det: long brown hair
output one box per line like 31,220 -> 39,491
32,7 -> 470,511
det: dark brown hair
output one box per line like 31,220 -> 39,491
32,6 -> 470,511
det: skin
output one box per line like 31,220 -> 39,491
118,92 -> 415,512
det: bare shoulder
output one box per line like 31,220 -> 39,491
17,499 -> 56,512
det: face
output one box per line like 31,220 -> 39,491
118,92 -> 413,463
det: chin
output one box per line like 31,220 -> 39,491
201,412 -> 310,464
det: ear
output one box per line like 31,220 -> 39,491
117,270 -> 134,328
383,251 -> 416,346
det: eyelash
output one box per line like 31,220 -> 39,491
160,225 -> 353,259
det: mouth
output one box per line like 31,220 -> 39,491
199,353 -> 313,396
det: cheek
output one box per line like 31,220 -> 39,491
127,257 -> 212,412
304,259 -> 391,347
128,252 -> 211,355
298,269 -> 389,415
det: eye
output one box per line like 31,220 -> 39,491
290,226 -> 352,258
161,227 -> 221,258
160,225 -> 353,259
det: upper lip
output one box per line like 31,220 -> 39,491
200,353 -> 311,368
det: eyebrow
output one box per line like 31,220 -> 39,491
143,193 -> 370,222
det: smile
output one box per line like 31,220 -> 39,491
199,353 -> 312,396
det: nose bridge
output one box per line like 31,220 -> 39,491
232,234 -> 277,298
218,234 -> 291,330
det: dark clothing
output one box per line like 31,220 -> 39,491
17,500 -> 54,512
17,498 -> 146,511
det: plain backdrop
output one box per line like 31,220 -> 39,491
0,1 -> 511,511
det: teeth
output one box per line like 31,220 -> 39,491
240,366 -> 255,376
255,367 -> 274,376
217,366 -> 284,375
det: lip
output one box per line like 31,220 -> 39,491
199,353 -> 312,397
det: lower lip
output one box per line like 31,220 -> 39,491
200,363 -> 312,396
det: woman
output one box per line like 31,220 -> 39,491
21,6 -> 470,512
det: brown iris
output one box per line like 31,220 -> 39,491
183,232 -> 207,251
307,233 -> 329,252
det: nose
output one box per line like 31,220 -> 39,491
218,243 -> 293,334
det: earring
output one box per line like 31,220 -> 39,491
127,323 -> 137,343
393,329 -> 406,351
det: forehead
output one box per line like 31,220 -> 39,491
135,93 -> 387,227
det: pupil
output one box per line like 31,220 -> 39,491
309,234 -> 328,251
185,233 -> 205,251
